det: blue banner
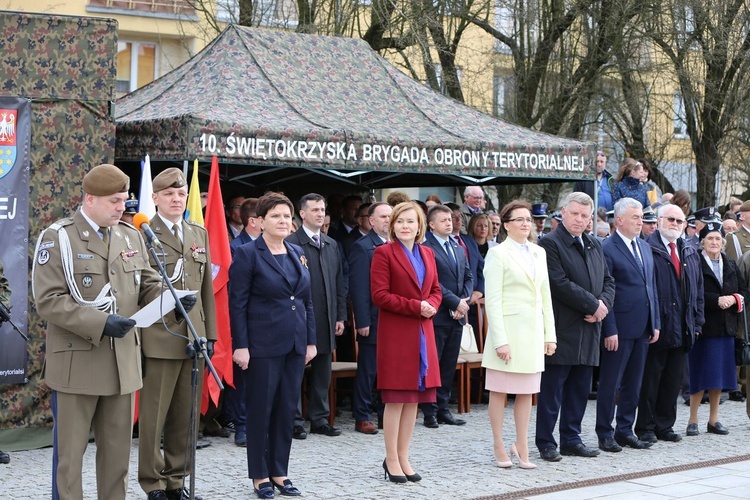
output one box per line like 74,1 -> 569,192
0,97 -> 30,384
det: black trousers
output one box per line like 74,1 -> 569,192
420,322 -> 463,417
635,347 -> 685,437
245,351 -> 305,479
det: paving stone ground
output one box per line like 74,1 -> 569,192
1,398 -> 749,499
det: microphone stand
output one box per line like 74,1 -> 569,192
145,240 -> 223,500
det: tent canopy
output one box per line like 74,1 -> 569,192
115,25 -> 595,188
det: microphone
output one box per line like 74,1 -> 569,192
132,212 -> 163,250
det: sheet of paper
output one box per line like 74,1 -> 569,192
130,289 -> 196,328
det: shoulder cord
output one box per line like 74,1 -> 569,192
32,224 -> 116,314
168,257 -> 184,285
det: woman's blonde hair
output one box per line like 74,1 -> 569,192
388,202 -> 426,243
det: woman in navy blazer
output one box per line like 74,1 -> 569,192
229,192 -> 317,499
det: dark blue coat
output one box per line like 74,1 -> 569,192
229,231 -> 254,257
700,253 -> 749,339
229,236 -> 316,357
457,233 -> 484,295
613,176 -> 649,208
348,230 -> 385,345
646,233 -> 704,350
602,232 -> 661,339
423,232 -> 473,328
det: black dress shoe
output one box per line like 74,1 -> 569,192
405,472 -> 422,482
271,479 -> 302,496
686,423 -> 699,436
254,481 -> 275,499
235,430 -> 247,447
292,425 -> 307,440
437,412 -> 466,426
423,415 -> 439,428
707,421 -> 729,435
615,434 -> 652,449
657,431 -> 682,442
729,390 -> 746,402
638,431 -> 657,444
598,437 -> 622,452
147,491 -> 169,500
203,427 -> 231,438
0,449 -> 9,464
539,447 -> 562,462
166,487 -> 202,500
310,423 -> 342,436
560,443 -> 600,457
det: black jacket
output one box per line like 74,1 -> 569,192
538,223 -> 615,366
647,233 -> 704,350
700,252 -> 749,339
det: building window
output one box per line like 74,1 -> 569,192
116,41 -> 158,96
673,92 -> 689,138
433,64 -> 462,96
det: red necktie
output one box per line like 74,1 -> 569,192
669,242 -> 681,279
454,235 -> 469,258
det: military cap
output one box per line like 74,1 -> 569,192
531,202 -> 548,218
686,215 -> 696,228
699,220 -> 724,240
124,194 -> 138,214
605,210 -> 615,221
551,210 -> 562,222
152,168 -> 187,192
82,164 -> 129,196
738,200 -> 750,213
642,207 -> 657,223
693,206 -> 719,223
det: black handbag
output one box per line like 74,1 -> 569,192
735,308 -> 750,366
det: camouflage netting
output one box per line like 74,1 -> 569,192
0,12 -> 117,447
116,24 -> 595,182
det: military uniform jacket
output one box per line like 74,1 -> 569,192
726,226 -> 750,262
33,211 -> 162,396
0,260 -> 10,309
141,215 -> 217,359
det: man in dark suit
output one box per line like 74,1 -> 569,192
349,202 -> 392,434
420,205 -> 473,427
229,198 -> 261,256
225,196 -> 245,241
536,192 -> 615,462
447,203 -> 485,335
340,202 -> 371,258
329,195 -> 362,242
597,197 -> 660,453
287,193 -> 347,438
636,204 -> 704,444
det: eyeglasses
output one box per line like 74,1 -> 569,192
660,216 -> 685,225
508,217 -> 533,224
466,194 -> 484,199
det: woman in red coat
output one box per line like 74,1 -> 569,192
371,202 -> 442,484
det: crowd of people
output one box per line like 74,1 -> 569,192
21,160 -> 750,499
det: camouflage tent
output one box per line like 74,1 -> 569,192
116,25 -> 595,188
0,12 -> 117,450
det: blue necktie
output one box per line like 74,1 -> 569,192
631,240 -> 644,276
445,240 -> 458,272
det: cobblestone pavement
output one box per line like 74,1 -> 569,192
1,398 -> 749,499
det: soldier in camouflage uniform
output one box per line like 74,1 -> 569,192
0,259 -> 10,465
137,168 -> 216,500
32,164 -> 169,500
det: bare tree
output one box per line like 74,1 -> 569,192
644,0 -> 750,206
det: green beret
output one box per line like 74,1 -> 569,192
82,164 -> 130,196
152,168 -> 187,192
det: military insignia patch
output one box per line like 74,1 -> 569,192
37,249 -> 50,265
39,241 -> 55,250
82,275 -> 93,288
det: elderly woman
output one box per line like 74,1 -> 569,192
483,201 -> 556,469
687,221 -> 749,437
612,158 -> 649,208
370,202 -> 442,484
229,192 -> 317,498
467,213 -> 499,258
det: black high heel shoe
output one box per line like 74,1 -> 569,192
382,459 -> 407,483
405,472 -> 422,482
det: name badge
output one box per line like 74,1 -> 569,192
77,254 -> 95,260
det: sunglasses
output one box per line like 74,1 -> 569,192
660,216 -> 685,224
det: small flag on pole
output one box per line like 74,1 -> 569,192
186,159 -> 204,225
138,154 -> 156,218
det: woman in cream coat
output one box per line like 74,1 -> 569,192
482,200 -> 556,469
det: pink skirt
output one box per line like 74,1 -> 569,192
381,388 -> 437,404
485,368 -> 541,395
